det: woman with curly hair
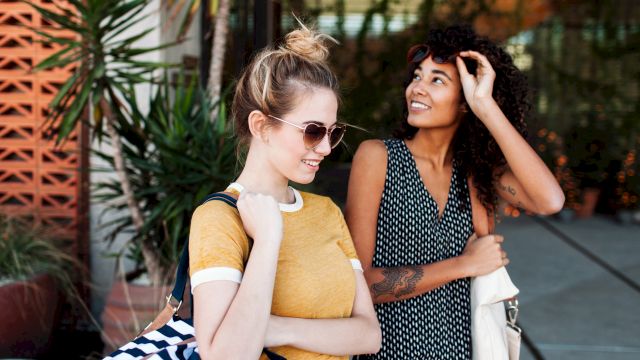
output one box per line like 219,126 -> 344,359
345,25 -> 564,359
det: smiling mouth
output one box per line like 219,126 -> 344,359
302,159 -> 320,167
410,100 -> 431,110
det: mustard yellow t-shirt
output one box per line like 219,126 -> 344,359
189,183 -> 362,359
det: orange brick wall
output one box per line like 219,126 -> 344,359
0,1 -> 88,265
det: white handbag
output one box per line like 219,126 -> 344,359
470,268 -> 521,360
468,179 -> 522,360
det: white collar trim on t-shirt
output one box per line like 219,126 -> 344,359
227,182 -> 303,212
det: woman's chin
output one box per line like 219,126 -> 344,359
290,172 -> 316,185
407,116 -> 430,128
407,119 -> 429,129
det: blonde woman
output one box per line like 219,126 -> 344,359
188,23 -> 381,359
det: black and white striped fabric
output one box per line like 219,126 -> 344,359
358,139 -> 474,360
104,316 -> 200,360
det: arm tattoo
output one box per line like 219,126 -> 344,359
498,182 -> 517,196
371,265 -> 424,299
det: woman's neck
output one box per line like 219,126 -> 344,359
406,127 -> 457,169
234,146 -> 294,204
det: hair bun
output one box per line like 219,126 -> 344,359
283,20 -> 337,62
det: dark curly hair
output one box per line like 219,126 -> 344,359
395,24 -> 530,213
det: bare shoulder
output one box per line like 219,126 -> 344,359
355,139 -> 387,157
349,139 -> 388,190
353,139 -> 388,170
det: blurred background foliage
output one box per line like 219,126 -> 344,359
220,0 -> 639,212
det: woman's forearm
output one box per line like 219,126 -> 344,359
365,256 -> 469,304
203,240 -> 281,359
268,314 -> 381,356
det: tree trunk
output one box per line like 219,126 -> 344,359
100,98 -> 164,286
207,0 -> 230,122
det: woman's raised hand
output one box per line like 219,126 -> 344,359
460,233 -> 509,277
237,191 -> 283,245
456,50 -> 497,117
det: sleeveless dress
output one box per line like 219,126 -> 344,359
358,138 -> 474,360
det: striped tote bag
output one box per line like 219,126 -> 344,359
105,317 -> 199,359
103,193 -> 284,360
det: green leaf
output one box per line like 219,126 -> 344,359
113,70 -> 149,84
216,101 -> 227,134
56,79 -> 92,142
113,41 -> 182,57
114,59 -> 177,69
32,46 -> 78,72
94,61 -> 106,78
110,27 -> 155,50
66,0 -> 90,19
49,71 -> 81,110
27,27 -> 80,46
22,1 -> 84,32
103,10 -> 154,43
103,0 -> 148,31
92,79 -> 105,106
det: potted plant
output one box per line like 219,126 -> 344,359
0,214 -> 80,358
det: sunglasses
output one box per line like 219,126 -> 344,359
267,115 -> 346,149
407,44 -> 477,73
407,44 -> 458,64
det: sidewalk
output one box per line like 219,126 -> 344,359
497,215 -> 640,360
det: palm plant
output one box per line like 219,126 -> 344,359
25,0 -> 183,284
94,76 -> 236,281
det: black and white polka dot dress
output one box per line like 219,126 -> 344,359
358,138 -> 474,360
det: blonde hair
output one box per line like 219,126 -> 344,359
231,20 -> 339,151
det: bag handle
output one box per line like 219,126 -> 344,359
467,177 -> 495,236
166,192 -> 238,312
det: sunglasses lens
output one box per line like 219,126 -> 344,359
302,123 -> 346,149
433,53 -> 457,64
303,123 -> 327,148
408,45 -> 429,63
329,126 -> 346,148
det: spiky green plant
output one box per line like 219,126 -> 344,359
0,215 -> 79,295
93,75 -> 236,280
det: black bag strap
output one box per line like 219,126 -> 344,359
168,192 -> 286,360
170,192 -> 238,304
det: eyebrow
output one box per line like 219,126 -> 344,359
417,66 -> 453,81
303,120 -> 325,125
303,120 -> 338,127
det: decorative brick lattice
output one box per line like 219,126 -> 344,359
0,0 -> 86,249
